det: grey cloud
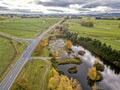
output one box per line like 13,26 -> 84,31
78,8 -> 90,12
105,2 -> 120,9
35,0 -> 120,13
82,1 -> 120,9
0,0 -> 120,14
82,3 -> 100,8
0,6 -> 9,11
37,1 -> 69,7
12,9 -> 31,13
36,0 -> 86,7
11,9 -> 43,14
2,2 -> 10,6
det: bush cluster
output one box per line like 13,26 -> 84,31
80,21 -> 94,27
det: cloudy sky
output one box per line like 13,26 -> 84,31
0,0 -> 120,14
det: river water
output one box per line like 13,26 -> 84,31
57,46 -> 120,90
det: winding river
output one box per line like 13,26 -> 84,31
57,46 -> 120,90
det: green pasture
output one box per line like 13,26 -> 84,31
0,17 -> 61,38
0,36 -> 27,81
65,19 -> 120,50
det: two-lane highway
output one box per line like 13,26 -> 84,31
0,19 -> 64,90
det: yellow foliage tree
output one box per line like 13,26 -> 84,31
48,68 -> 82,90
40,39 -> 46,47
48,68 -> 60,90
58,75 -> 73,90
48,68 -> 73,90
54,50 -> 59,57
66,40 -> 72,49
49,67 -> 59,77
48,77 -> 57,90
87,67 -> 97,80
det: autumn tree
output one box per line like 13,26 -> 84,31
87,67 -> 97,80
48,77 -> 58,90
49,67 -> 59,77
53,50 -> 59,57
57,75 -> 73,90
48,68 -> 82,90
66,40 -> 73,49
40,39 -> 46,47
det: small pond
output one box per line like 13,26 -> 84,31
57,46 -> 120,90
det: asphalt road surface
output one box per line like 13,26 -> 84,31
0,19 -> 64,90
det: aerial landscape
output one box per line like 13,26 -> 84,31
0,0 -> 120,90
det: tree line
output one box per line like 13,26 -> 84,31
78,37 -> 120,68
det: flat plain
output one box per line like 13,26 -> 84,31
64,19 -> 120,50
0,36 -> 26,81
0,16 -> 60,81
0,16 -> 61,38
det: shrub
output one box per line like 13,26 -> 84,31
50,57 -> 58,68
66,40 -> 73,49
68,66 -> 78,74
11,77 -> 32,90
53,50 -> 59,57
39,39 -> 46,47
80,21 -> 94,27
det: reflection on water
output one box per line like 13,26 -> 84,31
57,46 -> 120,90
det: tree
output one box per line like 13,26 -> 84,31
48,77 -> 57,90
49,67 -> 59,77
80,21 -> 94,27
66,40 -> 72,49
48,68 -> 82,90
54,50 -> 59,57
40,39 -> 46,47
60,24 -> 69,34
58,75 -> 73,90
87,67 -> 97,80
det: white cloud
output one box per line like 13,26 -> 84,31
46,6 -> 80,14
0,0 -> 119,14
38,0 -> 52,2
0,0 -> 81,14
90,6 -> 112,13
0,0 -> 48,13
69,4 -> 83,9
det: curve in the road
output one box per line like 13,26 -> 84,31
0,19 -> 64,90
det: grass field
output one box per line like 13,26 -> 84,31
0,17 -> 61,38
0,37 -> 15,76
32,46 -> 50,57
0,36 -> 27,81
64,19 -> 120,50
11,60 -> 50,90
